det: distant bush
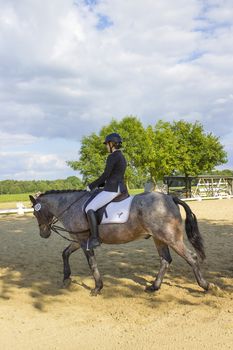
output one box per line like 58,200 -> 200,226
0,176 -> 84,195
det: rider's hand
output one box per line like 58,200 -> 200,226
86,185 -> 91,191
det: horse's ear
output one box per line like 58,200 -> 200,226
29,195 -> 36,205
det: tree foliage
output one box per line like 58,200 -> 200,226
209,169 -> 233,176
0,177 -> 83,195
169,120 -> 227,177
68,116 -> 149,187
144,121 -> 178,181
68,117 -> 228,188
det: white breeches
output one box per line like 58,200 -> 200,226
85,189 -> 120,213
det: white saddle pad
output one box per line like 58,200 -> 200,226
100,196 -> 134,224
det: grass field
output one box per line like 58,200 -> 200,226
0,193 -> 32,209
0,193 -> 33,203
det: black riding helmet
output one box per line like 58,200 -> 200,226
103,133 -> 123,145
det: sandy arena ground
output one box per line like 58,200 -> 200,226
0,198 -> 233,349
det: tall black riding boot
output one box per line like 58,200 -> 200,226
84,209 -> 101,250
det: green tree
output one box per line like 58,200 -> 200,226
171,120 -> 227,177
68,116 -> 150,188
144,121 -> 178,182
144,120 -> 227,183
0,177 -> 83,194
67,118 -> 227,190
209,169 -> 233,176
146,120 -> 227,196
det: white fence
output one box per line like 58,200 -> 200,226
0,203 -> 33,216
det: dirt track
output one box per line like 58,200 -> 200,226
0,199 -> 233,349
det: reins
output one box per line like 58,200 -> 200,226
50,224 -> 88,243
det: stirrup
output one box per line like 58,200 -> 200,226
81,238 -> 100,251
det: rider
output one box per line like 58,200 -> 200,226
83,133 -> 127,250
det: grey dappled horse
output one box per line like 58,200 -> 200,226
30,190 -> 210,296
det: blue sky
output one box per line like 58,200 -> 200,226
0,0 -> 233,180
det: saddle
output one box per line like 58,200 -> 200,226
83,189 -> 132,225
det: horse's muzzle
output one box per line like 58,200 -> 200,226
39,224 -> 51,238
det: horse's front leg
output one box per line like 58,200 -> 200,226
83,248 -> 103,296
62,242 -> 80,288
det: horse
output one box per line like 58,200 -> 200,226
29,189 -> 210,296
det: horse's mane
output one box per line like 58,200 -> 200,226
38,189 -> 85,198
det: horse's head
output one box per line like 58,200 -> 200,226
29,195 -> 54,238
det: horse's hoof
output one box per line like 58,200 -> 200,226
145,284 -> 159,293
90,288 -> 101,296
62,278 -> 72,289
207,283 -> 224,297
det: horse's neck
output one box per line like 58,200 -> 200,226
42,191 -> 87,217
41,195 -> 60,216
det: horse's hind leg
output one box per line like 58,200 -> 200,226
171,240 -> 209,291
83,249 -> 103,296
146,238 -> 172,292
62,242 -> 80,288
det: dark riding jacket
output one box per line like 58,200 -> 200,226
88,150 -> 127,193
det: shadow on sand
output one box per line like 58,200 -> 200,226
0,215 -> 232,311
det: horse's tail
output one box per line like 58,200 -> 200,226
172,196 -> 206,261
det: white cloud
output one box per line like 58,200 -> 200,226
0,151 -> 74,180
0,132 -> 38,148
0,0 -> 233,179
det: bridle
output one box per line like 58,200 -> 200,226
36,191 -> 89,243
